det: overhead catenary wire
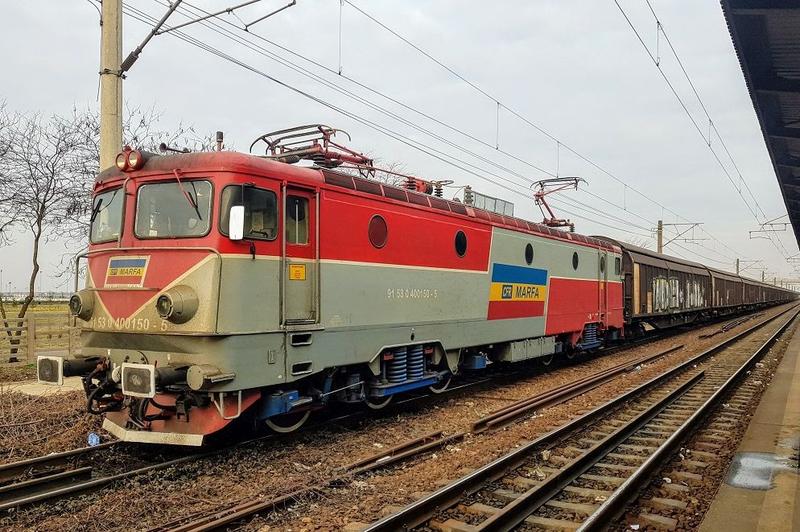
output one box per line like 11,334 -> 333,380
122,0 -> 753,268
643,0 -> 765,220
343,0 -> 748,251
139,1 -> 737,262
186,0 -> 740,262
160,0 -> 558,179
162,0 -> 750,267
118,1 -> 665,249
339,0 -> 757,265
116,4 -> 549,205
144,0 -> 565,195
613,0 -> 793,263
152,0 -> 673,235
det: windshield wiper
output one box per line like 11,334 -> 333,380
188,181 -> 202,220
172,169 -> 202,221
90,198 -> 103,223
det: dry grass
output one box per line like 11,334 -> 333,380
0,388 -> 104,463
3,302 -> 70,315
0,364 -> 37,383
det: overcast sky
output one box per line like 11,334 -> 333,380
1,0 -> 797,292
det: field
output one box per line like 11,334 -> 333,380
1,301 -> 70,315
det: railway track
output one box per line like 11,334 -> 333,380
144,309 -> 790,532
147,342 -> 687,532
0,308 -> 782,526
619,343 -> 784,530
363,305 -> 799,531
0,441 -> 205,511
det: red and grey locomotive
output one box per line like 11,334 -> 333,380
37,125 -> 794,445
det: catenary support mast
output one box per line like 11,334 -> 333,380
99,0 -> 123,171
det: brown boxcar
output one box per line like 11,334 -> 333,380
597,240 -> 712,328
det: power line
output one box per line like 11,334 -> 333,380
123,0 -> 749,268
643,0 -> 765,220
120,1 -> 666,249
613,0 -> 792,263
642,0 -> 792,266
172,0 -> 557,179
155,0 -> 671,235
163,0 -> 747,266
341,0 -> 756,264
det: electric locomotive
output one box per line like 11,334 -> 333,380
36,125 -> 792,445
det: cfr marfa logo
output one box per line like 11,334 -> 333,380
501,284 -> 513,299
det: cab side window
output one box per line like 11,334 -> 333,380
220,185 -> 278,240
286,195 -> 309,245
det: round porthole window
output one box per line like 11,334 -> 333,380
455,230 -> 468,257
600,256 -> 606,273
572,252 -> 579,270
525,243 -> 534,265
368,215 -> 388,248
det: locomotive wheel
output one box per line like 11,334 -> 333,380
264,410 -> 310,433
428,374 -> 452,394
564,350 -> 578,362
365,395 -> 393,410
539,354 -> 555,367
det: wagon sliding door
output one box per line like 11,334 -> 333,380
599,250 -> 608,322
282,186 -> 319,324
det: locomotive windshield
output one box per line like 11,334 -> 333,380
90,188 -> 123,243
134,180 -> 212,238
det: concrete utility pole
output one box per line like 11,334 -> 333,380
735,258 -> 740,275
657,220 -> 663,254
99,0 -> 123,171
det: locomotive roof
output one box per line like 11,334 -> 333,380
96,150 -> 619,252
96,150 -> 323,186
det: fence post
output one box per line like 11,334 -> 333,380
26,317 -> 35,361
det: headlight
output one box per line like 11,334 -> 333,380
156,285 -> 198,324
126,149 -> 144,170
69,290 -> 94,320
156,295 -> 173,319
115,152 -> 128,171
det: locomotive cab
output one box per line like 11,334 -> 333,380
38,148 -> 319,444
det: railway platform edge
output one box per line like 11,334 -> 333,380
699,321 -> 800,532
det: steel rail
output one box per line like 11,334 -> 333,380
0,374 -> 492,514
476,372 -> 705,530
0,452 -> 209,512
0,441 -> 117,484
156,307 -> 793,532
345,345 -> 684,474
471,344 -> 683,432
577,307 -> 800,531
363,304 -> 799,531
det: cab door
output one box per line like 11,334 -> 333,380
282,187 -> 318,324
598,250 -> 608,323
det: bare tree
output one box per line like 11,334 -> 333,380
0,104 -> 211,360
0,103 -> 18,245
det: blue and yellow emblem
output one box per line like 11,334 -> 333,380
105,256 -> 149,287
488,263 -> 548,319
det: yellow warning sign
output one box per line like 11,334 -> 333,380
289,264 -> 306,281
